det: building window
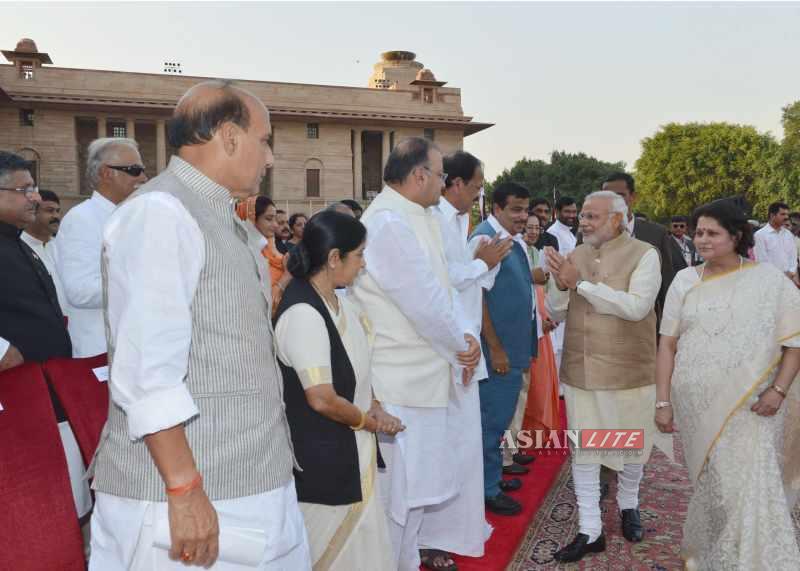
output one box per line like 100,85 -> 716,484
390,131 -> 395,151
20,62 -> 34,80
424,128 -> 435,141
307,123 -> 319,139
306,168 -> 321,197
423,88 -> 434,103
112,125 -> 127,138
19,109 -> 34,126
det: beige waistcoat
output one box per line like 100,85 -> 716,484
560,232 -> 657,391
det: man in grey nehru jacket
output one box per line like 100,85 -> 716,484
89,80 -> 310,570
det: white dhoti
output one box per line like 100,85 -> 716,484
564,383 -> 674,540
88,480 -> 311,571
58,421 -> 92,518
418,380 -> 492,557
378,404 -> 456,571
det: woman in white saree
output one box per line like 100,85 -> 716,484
274,211 -> 404,570
655,199 -> 800,570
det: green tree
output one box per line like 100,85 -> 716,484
754,101 -> 800,215
486,151 -> 625,206
634,122 -> 778,220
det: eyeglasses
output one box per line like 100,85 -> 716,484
107,164 -> 146,177
0,186 -> 38,196
578,212 -> 608,222
422,166 -> 448,184
672,223 -> 686,228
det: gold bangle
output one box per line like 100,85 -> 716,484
770,384 -> 787,398
350,410 -> 367,431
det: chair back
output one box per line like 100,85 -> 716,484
0,363 -> 85,570
43,354 -> 110,466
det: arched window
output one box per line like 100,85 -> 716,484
305,158 -> 323,198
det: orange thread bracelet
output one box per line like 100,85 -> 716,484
166,473 -> 203,497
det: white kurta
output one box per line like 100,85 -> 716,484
55,191 -> 116,357
754,224 -> 798,274
274,296 -> 394,571
417,198 -> 493,556
21,231 -> 66,311
353,195 -> 471,570
549,248 -> 674,470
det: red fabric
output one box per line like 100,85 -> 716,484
522,285 -> 563,435
43,354 -> 109,466
419,403 -> 569,571
0,363 -> 85,570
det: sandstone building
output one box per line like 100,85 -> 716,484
1,39 -> 491,213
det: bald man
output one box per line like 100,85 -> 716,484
89,81 -> 311,570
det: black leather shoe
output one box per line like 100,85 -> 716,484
553,533 -> 606,563
499,478 -> 522,492
621,508 -> 644,542
512,452 -> 535,465
485,492 -> 522,516
502,462 -> 530,475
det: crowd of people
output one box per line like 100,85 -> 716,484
0,78 -> 798,570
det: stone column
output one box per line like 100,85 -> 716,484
126,118 -> 136,141
382,129 -> 391,173
353,129 -> 363,199
156,119 -> 167,173
97,116 -> 107,138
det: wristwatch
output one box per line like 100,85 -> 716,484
574,279 -> 584,290
655,401 -> 672,409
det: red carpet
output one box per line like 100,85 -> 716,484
441,403 -> 569,571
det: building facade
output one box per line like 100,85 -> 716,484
1,39 -> 491,213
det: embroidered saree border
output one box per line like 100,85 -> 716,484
313,440 -> 376,570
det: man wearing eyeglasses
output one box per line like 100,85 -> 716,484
55,137 -> 147,358
0,151 -> 92,523
668,215 -> 699,273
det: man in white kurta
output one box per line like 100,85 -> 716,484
545,191 -> 673,563
419,152 -> 503,561
754,202 -> 798,280
21,189 -> 66,310
89,82 -> 310,571
350,138 -> 481,571
56,137 -> 147,357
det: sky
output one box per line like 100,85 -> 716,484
3,1 -> 800,179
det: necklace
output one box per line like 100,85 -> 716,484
699,256 -> 743,281
695,256 -> 743,337
311,280 -> 339,314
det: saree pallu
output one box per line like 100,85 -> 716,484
667,263 -> 800,570
523,284 -> 561,435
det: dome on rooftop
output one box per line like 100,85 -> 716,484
15,38 -> 38,53
415,68 -> 437,82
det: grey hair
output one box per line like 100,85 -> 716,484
85,137 -> 139,191
585,190 -> 629,230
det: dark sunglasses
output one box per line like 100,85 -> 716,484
107,164 -> 146,177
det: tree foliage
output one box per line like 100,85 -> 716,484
634,122 -> 779,220
486,151 -> 625,206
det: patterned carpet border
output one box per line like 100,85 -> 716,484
509,441 -> 800,571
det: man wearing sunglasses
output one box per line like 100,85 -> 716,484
668,215 -> 699,273
55,137 -> 147,358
